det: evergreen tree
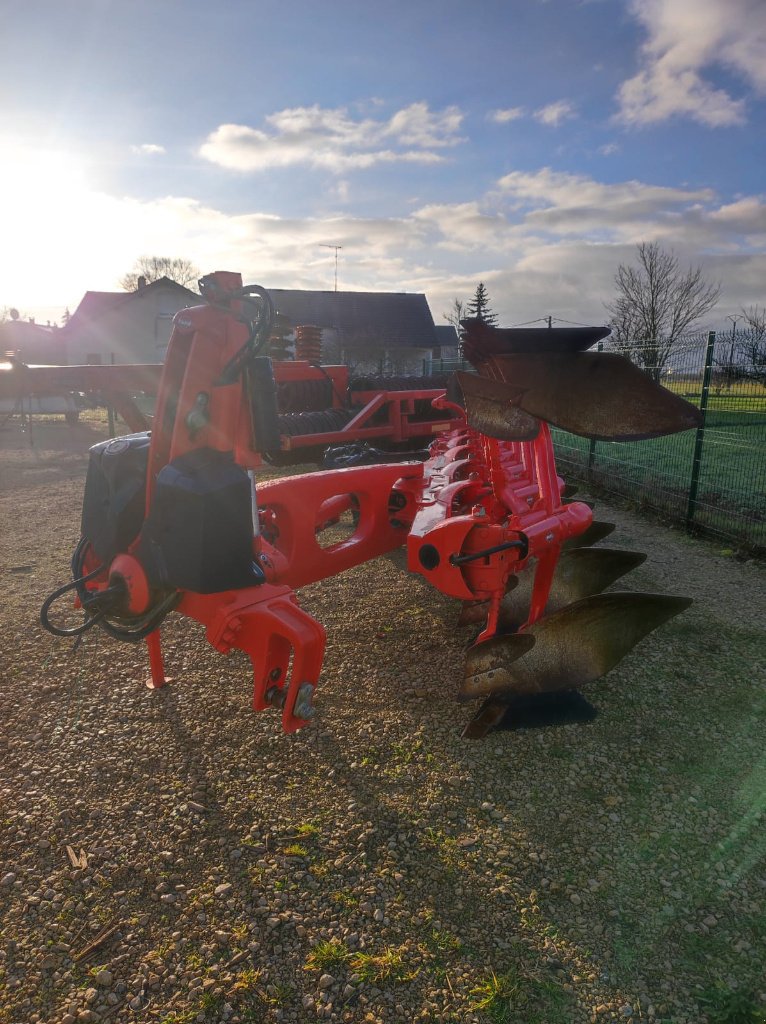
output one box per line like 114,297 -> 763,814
465,282 -> 498,325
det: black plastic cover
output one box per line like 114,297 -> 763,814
81,432 -> 151,562
138,448 -> 258,593
246,356 -> 281,452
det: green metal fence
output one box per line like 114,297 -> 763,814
551,330 -> 766,553
427,330 -> 766,553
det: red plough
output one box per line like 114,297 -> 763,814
41,272 -> 700,738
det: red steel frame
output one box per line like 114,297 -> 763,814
0,362 -> 454,451
51,272 -> 594,731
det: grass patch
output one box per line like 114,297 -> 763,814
469,966 -> 573,1023
304,939 -> 350,972
331,889 -> 359,910
282,843 -> 309,857
427,928 -> 464,955
294,822 -> 320,839
351,945 -> 417,985
699,983 -> 766,1024
423,827 -> 464,873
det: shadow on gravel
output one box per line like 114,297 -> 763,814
496,691 -> 599,731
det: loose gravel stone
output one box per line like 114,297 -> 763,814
0,421 -> 764,1024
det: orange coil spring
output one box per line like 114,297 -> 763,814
295,324 -> 322,363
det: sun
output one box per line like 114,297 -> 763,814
0,144 -> 116,314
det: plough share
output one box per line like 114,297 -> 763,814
41,271 -> 700,738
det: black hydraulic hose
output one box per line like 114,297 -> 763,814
215,285 -> 275,386
97,590 -> 180,644
40,557 -> 107,637
41,538 -> 179,644
449,539 -> 528,566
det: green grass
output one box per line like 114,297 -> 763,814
304,939 -> 350,972
294,822 -> 320,839
551,412 -> 766,549
351,945 -> 418,985
699,983 -> 766,1024
469,967 -> 573,1024
282,843 -> 309,857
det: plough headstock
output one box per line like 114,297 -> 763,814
41,272 -> 700,739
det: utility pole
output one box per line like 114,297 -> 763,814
320,244 -> 342,292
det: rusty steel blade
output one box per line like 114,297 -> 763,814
461,698 -> 509,740
457,543 -> 638,631
542,548 -> 647,611
486,352 -> 702,440
496,547 -> 648,632
461,320 -> 610,358
458,632 -> 536,702
452,371 -> 540,440
563,520 -> 616,549
460,592 -> 692,701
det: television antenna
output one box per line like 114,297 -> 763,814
319,244 -> 342,292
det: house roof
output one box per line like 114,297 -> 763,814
65,277 -> 199,331
433,324 -> 460,347
266,289 -> 437,348
0,318 -> 64,364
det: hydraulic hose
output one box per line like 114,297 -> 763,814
40,538 -> 179,644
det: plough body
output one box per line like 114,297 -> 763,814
41,272 -> 699,737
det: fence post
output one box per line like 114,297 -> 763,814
685,331 -> 716,529
587,342 -> 603,478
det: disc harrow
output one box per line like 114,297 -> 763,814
40,272 -> 701,740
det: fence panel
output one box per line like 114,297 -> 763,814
553,330 -> 765,552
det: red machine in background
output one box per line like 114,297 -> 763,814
41,271 -> 700,738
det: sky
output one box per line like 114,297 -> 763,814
1,0 -> 765,330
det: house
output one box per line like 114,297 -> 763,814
0,317 -> 66,365
432,324 -> 461,360
60,280 -> 440,373
266,288 -> 439,374
63,277 -> 199,365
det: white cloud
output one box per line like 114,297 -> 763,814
131,143 -> 166,155
385,102 -> 464,148
496,168 -> 714,238
199,102 -> 464,173
599,142 -> 620,156
6,138 -> 765,330
533,100 -> 577,126
617,0 -> 766,126
488,107 -> 525,124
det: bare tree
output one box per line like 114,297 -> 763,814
121,256 -> 200,292
443,297 -> 466,331
736,304 -> 766,383
605,242 -> 720,381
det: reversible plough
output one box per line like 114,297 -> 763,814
41,271 -> 701,738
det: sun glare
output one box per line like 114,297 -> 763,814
0,146 -> 118,313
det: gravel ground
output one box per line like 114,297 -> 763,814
1,415 -> 764,1024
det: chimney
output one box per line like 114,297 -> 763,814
137,275 -> 147,290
